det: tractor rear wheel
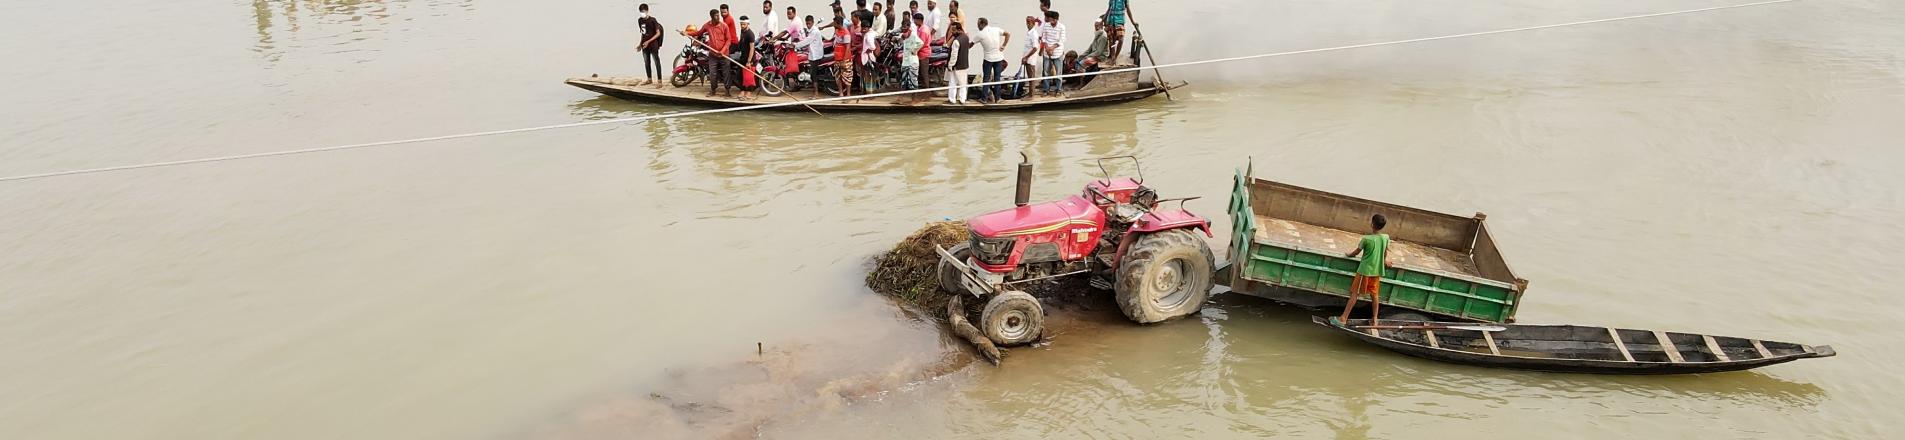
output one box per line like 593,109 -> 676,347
980,290 -> 1043,346
1114,229 -> 1215,324
937,243 -> 972,295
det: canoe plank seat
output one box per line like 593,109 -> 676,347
1751,339 -> 1774,359
1702,335 -> 1732,362
1654,331 -> 1686,363
1481,331 -> 1502,356
1424,330 -> 1441,349
1607,328 -> 1635,362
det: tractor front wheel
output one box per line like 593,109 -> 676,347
980,290 -> 1044,346
1114,229 -> 1215,324
937,243 -> 972,295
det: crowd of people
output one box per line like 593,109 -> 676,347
633,0 -> 1135,105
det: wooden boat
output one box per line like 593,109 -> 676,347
1314,316 -> 1836,374
564,69 -> 1182,112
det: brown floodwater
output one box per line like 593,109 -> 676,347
2,0 -> 1901,438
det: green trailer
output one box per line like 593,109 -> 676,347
1222,167 -> 1529,323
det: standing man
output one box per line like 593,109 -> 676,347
832,16 -> 854,96
898,14 -> 925,103
796,14 -> 828,97
735,16 -> 759,100
761,1 -> 782,38
683,9 -> 735,97
870,2 -> 889,34
911,12 -> 932,93
902,1 -> 921,34
1338,214 -> 1392,326
942,22 -> 973,104
637,4 -> 665,87
973,17 -> 1008,103
1038,10 -> 1066,95
1020,15 -> 1041,93
924,0 -> 944,39
1104,0 -> 1128,64
720,4 -> 738,41
783,6 -> 801,39
852,0 -> 876,30
884,0 -> 900,34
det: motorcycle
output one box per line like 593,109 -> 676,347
757,40 -> 811,97
669,41 -> 711,88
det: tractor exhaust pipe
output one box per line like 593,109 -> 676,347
1014,152 -> 1032,207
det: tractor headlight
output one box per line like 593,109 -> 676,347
970,234 -> 1016,265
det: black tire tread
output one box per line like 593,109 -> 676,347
1114,229 -> 1215,324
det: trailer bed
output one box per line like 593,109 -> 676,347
1252,216 -> 1483,278
1224,166 -> 1528,323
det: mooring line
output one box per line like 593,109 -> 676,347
0,0 -> 1796,184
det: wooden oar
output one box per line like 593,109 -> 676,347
680,33 -> 825,115
1356,324 -> 1508,332
1122,7 -> 1173,101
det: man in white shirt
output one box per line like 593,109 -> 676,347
870,2 -> 889,34
1020,15 -> 1042,94
925,0 -> 945,39
1038,10 -> 1066,95
973,17 -> 1010,102
761,1 -> 782,37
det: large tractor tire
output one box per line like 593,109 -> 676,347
1114,229 -> 1216,324
980,290 -> 1044,346
936,243 -> 972,295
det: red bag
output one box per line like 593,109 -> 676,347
742,64 -> 758,88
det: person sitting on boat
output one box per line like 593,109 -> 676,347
1339,214 -> 1393,326
683,9 -> 736,98
1076,19 -> 1110,74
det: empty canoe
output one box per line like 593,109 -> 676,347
1314,316 -> 1835,374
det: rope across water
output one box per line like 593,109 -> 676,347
0,0 -> 1796,183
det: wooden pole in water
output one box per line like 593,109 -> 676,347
1122,5 -> 1174,101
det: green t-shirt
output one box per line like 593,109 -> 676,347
1357,234 -> 1389,277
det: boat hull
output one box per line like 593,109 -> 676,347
1315,317 -> 1835,375
565,69 -> 1179,112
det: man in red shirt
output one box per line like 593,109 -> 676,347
721,4 -> 739,42
684,9 -> 735,97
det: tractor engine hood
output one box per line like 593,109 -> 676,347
968,195 -> 1100,238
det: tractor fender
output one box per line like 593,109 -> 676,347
1130,209 -> 1213,237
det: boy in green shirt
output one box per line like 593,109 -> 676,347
1338,214 -> 1391,325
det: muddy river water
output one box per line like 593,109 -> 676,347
2,0 -> 1902,438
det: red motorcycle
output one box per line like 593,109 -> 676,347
757,41 -> 809,97
668,41 -> 712,88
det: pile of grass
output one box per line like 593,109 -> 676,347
866,221 -> 969,315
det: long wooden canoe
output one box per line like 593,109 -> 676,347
564,69 -> 1181,112
1314,316 -> 1835,374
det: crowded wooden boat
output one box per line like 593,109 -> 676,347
576,0 -> 1180,109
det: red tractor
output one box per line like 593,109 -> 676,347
936,155 -> 1217,346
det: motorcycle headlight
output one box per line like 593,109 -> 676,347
970,233 -> 1016,265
